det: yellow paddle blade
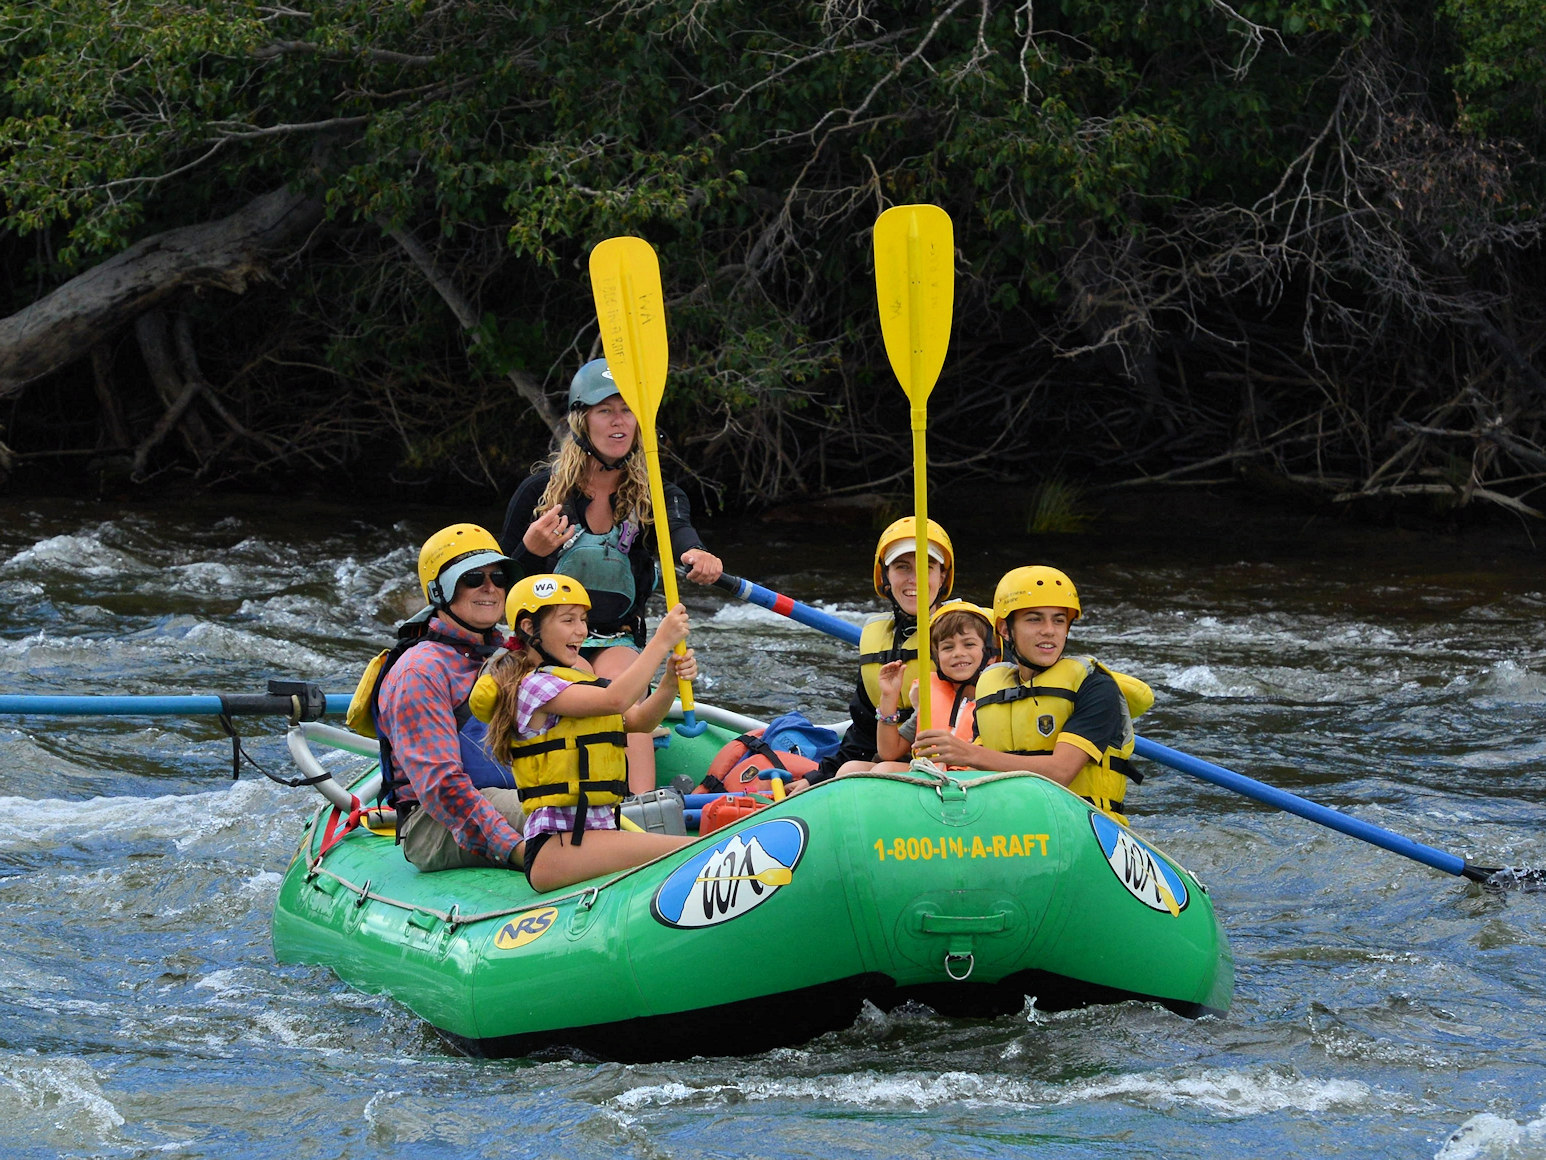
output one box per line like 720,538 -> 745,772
589,234 -> 698,720
694,866 -> 794,887
589,236 -> 669,433
873,204 -> 954,406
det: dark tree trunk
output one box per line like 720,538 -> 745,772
0,187 -> 324,396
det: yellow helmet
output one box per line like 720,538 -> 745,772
418,524 -> 512,607
873,517 -> 954,599
505,574 -> 591,632
993,566 -> 1081,626
932,599 -> 995,636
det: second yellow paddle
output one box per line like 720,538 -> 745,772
588,235 -> 705,737
873,204 -> 954,736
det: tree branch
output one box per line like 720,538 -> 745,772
0,187 -> 324,396
385,224 -> 565,437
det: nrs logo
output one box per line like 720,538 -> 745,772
493,906 -> 560,950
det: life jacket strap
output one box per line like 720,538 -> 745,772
734,732 -> 787,771
516,778 -> 629,803
1110,755 -> 1143,783
975,683 -> 1077,709
508,729 -> 627,759
858,646 -> 918,666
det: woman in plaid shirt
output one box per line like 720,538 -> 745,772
375,524 -> 528,873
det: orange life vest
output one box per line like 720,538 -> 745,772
695,727 -> 818,795
920,672 -> 976,770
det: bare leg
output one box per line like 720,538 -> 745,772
591,644 -> 658,794
528,828 -> 692,893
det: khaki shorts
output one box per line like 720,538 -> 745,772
398,787 -> 525,873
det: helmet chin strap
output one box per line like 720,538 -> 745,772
575,429 -> 632,472
440,604 -> 499,639
883,586 -> 920,630
515,611 -> 561,666
1003,637 -> 1053,673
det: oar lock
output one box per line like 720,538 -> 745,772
215,680 -> 328,724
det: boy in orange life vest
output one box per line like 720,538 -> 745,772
837,601 -> 997,774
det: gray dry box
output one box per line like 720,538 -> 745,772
619,787 -> 687,836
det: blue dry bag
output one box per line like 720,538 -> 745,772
756,712 -> 842,763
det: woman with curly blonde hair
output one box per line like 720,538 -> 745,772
498,357 -> 723,792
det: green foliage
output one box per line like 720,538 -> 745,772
3,0 -> 1542,512
1443,0 -> 1546,148
1026,478 -> 1092,535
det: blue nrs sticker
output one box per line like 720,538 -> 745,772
651,817 -> 807,929
1089,812 -> 1189,916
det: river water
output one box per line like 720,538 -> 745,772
1,493 -> 1543,1160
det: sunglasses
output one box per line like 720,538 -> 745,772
457,569 -> 510,590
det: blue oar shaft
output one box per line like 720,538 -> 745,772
712,573 -> 862,646
708,571 -> 1492,881
0,693 -> 351,717
1131,737 -> 1469,877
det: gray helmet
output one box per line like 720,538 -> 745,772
568,358 -> 622,411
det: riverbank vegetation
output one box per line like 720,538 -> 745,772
1,0 -> 1543,521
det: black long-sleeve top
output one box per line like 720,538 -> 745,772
498,468 -> 707,638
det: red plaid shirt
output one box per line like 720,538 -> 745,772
375,615 -> 521,863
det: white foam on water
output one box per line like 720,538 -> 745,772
333,546 -> 416,597
1472,659 -> 1546,701
1165,664 -> 1265,698
242,869 -> 283,893
0,776 -> 300,852
1436,1112 -> 1546,1159
0,617 -> 337,678
149,618 -> 338,672
0,578 -> 45,601
1055,1065 -> 1395,1117
363,1088 -> 407,1131
1455,740 -> 1546,770
0,629 -> 130,674
1,532 -> 148,578
0,1052 -> 126,1134
613,1069 -> 1023,1112
163,560 -> 243,591
614,1064 -> 1401,1120
192,968 -> 253,1000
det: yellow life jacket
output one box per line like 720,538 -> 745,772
973,656 -> 1152,825
345,607 -> 441,739
500,666 -> 629,819
922,672 -> 977,770
859,614 -> 921,711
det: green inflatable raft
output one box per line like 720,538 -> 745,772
272,708 -> 1233,1059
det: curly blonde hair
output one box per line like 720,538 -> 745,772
535,409 -> 654,527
